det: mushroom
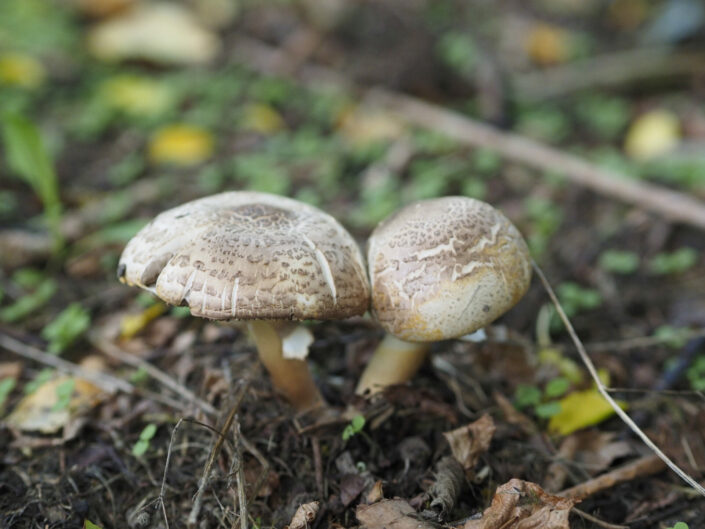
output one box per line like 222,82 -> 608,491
117,191 -> 370,411
356,196 -> 531,395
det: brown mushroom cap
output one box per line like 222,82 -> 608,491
118,191 -> 370,320
368,196 -> 531,341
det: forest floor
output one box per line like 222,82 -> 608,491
1,1 -> 705,528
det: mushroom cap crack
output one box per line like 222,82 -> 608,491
118,192 -> 370,320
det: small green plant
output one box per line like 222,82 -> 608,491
1,112 -> 63,252
667,523 -> 689,529
556,282 -> 602,318
41,303 -> 90,354
0,377 -> 16,412
653,325 -> 690,349
598,250 -> 639,275
24,368 -> 53,395
514,376 -> 571,419
51,378 -> 75,412
84,520 -> 103,529
0,276 -> 57,323
342,414 -> 366,441
132,423 -> 158,457
687,356 -> 705,392
648,248 -> 697,275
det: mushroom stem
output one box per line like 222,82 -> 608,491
356,334 -> 431,395
247,320 -> 325,411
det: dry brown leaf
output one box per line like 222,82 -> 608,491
443,414 -> 495,474
366,480 -> 384,504
464,479 -> 576,529
356,499 -> 435,529
286,501 -> 320,529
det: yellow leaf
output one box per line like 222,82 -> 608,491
338,105 -> 403,145
624,110 -> 680,160
548,388 -> 626,436
526,24 -> 570,66
148,124 -> 214,166
0,53 -> 45,89
241,103 -> 285,134
120,303 -> 167,339
5,373 -> 104,434
100,75 -> 172,117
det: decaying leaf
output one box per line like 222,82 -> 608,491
464,478 -> 576,529
87,2 -> 220,65
548,388 -> 626,436
356,499 -> 436,529
443,414 -> 496,474
429,456 -> 465,517
366,480 -> 384,504
286,501 -> 320,529
5,364 -> 106,435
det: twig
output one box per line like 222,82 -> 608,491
89,333 -> 217,417
559,454 -> 665,500
230,36 -> 705,231
514,47 -> 705,102
188,381 -> 250,528
571,507 -> 629,529
533,261 -> 705,497
367,90 -> 705,230
312,436 -> 324,499
0,332 -> 132,394
234,423 -> 248,529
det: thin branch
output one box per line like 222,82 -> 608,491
230,36 -> 705,232
571,508 -> 629,529
533,261 -> 705,497
0,332 -> 132,394
89,333 -> 217,417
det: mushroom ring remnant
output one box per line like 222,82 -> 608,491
356,196 -> 531,395
118,191 -> 370,410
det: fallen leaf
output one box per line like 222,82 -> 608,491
338,106 -> 404,145
464,478 -> 576,529
286,501 -> 320,529
443,414 -> 495,474
241,103 -> 285,134
148,124 -> 214,166
5,372 -> 105,434
548,389 -> 626,436
624,110 -> 680,160
526,24 -> 571,66
340,473 -> 367,507
366,480 -> 384,504
356,499 -> 435,529
87,2 -> 220,65
120,303 -> 167,339
99,75 -> 173,117
0,52 -> 45,89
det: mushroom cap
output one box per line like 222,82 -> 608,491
118,191 -> 370,320
368,196 -> 531,342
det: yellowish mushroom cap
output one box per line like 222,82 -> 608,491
368,197 -> 531,341
118,192 -> 370,320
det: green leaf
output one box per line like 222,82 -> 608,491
132,439 -> 149,457
139,423 -> 158,441
351,414 -> 365,432
0,377 -> 16,409
0,278 -> 57,323
534,401 -> 562,419
544,377 -> 571,399
41,303 -> 91,354
84,521 -> 103,529
670,522 -> 689,529
598,250 -> 639,275
648,248 -> 698,275
514,384 -> 541,409
24,368 -> 53,394
51,378 -> 75,412
1,113 -> 63,250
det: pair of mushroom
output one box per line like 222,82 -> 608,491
118,192 -> 531,411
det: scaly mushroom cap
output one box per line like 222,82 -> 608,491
368,197 -> 531,342
118,192 -> 370,320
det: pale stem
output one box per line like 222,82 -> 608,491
356,333 -> 431,395
247,320 -> 325,411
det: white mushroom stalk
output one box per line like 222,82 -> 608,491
117,191 -> 370,411
356,197 -> 532,396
